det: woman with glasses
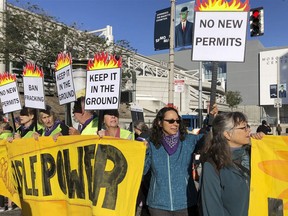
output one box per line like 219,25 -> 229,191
199,112 -> 264,216
143,106 -> 206,216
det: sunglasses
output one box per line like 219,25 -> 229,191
163,119 -> 181,124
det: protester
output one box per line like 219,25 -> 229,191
33,105 -> 69,141
0,119 -> 16,211
0,121 -> 13,140
69,97 -> 98,135
98,109 -> 133,139
13,106 -> 41,139
133,120 -> 151,141
276,123 -> 282,135
0,196 -> 4,212
256,120 -> 271,135
143,106 -> 207,216
0,120 -> 12,211
199,111 -> 264,216
14,116 -> 21,131
133,120 -> 151,216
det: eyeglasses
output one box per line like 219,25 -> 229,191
134,127 -> 142,131
234,125 -> 250,132
163,119 -> 181,124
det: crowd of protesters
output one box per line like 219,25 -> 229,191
0,98 -> 267,216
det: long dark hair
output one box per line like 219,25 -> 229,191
150,107 -> 187,148
201,111 -> 248,169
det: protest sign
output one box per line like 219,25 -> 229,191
55,53 -> 76,105
0,73 -> 21,113
23,63 -> 45,109
85,53 -> 122,110
192,0 -> 249,62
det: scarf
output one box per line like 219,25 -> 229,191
161,131 -> 180,155
80,116 -> 94,134
44,120 -> 61,136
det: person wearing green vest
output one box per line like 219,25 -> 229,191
0,121 -> 13,140
98,109 -> 133,140
33,105 -> 69,141
0,120 -> 15,211
14,106 -> 41,138
69,96 -> 98,135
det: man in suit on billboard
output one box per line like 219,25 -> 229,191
279,84 -> 286,98
175,6 -> 193,47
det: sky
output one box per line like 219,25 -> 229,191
8,0 -> 288,56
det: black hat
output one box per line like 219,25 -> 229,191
103,109 -> 119,118
73,97 -> 84,114
20,106 -> 36,116
181,6 -> 188,13
39,105 -> 52,115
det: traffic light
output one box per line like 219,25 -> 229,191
250,7 -> 264,37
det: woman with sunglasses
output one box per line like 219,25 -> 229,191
199,112 -> 264,216
143,106 -> 206,216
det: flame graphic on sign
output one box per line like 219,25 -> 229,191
23,63 -> 44,77
0,73 -> 16,86
258,150 -> 288,210
55,52 -> 72,71
195,0 -> 249,11
87,52 -> 122,70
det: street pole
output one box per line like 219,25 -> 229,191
198,62 -> 203,128
208,61 -> 218,126
168,0 -> 175,107
277,57 -> 280,125
0,0 -> 6,72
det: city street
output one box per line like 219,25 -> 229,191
0,209 -> 21,216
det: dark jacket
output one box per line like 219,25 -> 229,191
256,125 -> 271,135
175,20 -> 193,47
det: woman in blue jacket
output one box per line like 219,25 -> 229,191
200,112 -> 264,216
144,106 -> 203,216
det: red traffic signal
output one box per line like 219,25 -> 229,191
250,7 -> 264,37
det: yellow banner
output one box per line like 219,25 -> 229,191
0,135 -> 146,216
250,136 -> 288,216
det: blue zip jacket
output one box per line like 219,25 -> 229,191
144,133 -> 203,211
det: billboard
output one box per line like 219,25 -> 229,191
175,1 -> 195,48
154,1 -> 195,51
259,48 -> 288,105
154,7 -> 171,51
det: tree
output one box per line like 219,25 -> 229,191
225,91 -> 242,110
0,2 -> 136,75
0,3 -> 109,70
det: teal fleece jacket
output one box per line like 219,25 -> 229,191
144,133 -> 203,211
200,146 -> 250,216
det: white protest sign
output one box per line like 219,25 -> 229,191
0,82 -> 21,114
174,79 -> 185,93
55,64 -> 76,105
23,76 -> 45,109
130,103 -> 143,112
192,11 -> 248,62
85,67 -> 121,110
